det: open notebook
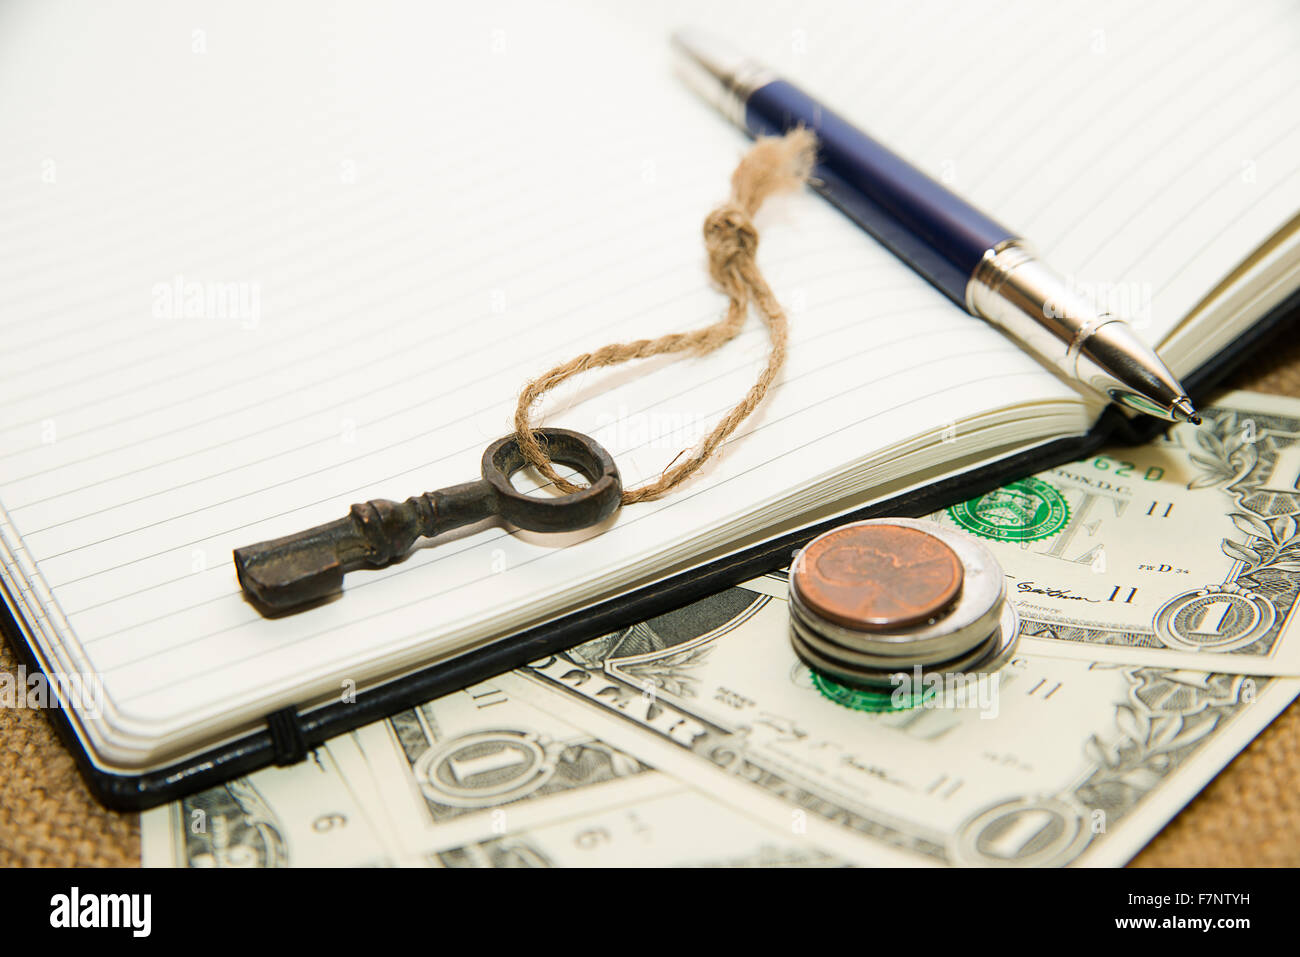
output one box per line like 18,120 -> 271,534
1,0 -> 1298,805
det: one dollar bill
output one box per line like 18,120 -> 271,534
142,677 -> 842,867
500,578 -> 1298,867
930,390 -> 1300,675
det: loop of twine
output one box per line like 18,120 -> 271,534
513,127 -> 817,505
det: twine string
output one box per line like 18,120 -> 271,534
513,128 -> 816,505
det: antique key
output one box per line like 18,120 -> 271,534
233,428 -> 622,613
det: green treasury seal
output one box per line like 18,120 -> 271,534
946,476 -> 1070,543
810,668 -> 931,712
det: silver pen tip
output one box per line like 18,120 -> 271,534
670,28 -> 737,66
670,28 -> 770,126
1171,397 -> 1201,425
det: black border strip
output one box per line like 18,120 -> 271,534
3,289 -> 1298,810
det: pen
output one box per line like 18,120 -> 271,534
672,30 -> 1200,424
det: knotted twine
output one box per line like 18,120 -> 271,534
513,127 -> 817,505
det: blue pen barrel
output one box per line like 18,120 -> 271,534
745,80 -> 1015,306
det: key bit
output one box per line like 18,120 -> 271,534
233,428 -> 622,613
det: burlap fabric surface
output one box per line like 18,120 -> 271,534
3,333 -> 1299,868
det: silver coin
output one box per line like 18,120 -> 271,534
790,609 -> 1002,673
789,578 -> 1001,663
790,517 -> 1005,662
791,603 -> 1020,690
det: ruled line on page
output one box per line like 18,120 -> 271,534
0,122 -> 721,364
0,93 -> 473,283
2,225 -> 722,480
44,298 -> 960,584
839,0 -> 1124,176
16,281 -> 712,517
0,70 -> 676,310
3,226 -> 882,479
1131,126 -> 1300,290
63,304 -> 964,620
108,364 -> 1057,696
1067,66 -> 1300,271
45,314 -> 1034,650
94,366 -> 1055,668
25,271 -> 913,537
830,0 -> 1168,206
0,159 -> 706,432
1037,75 -> 1300,287
1022,22 -> 1292,244
9,314 -> 1069,715
966,2 -> 1241,205
0,131 -> 689,359
58,298 -> 950,634
874,0 -> 1133,171
725,0 -> 1295,350
10,232 -> 889,509
1153,155 -> 1300,299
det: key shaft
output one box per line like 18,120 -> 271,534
232,429 -> 622,614
233,480 -> 495,611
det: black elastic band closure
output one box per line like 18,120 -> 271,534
266,706 -> 307,766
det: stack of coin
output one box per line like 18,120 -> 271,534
789,517 -> 1018,694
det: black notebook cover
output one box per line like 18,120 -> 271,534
3,288 -> 1297,810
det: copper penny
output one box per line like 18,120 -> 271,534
793,523 -> 964,630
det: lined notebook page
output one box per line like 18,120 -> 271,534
0,0 -> 1295,768
665,0 -> 1300,352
